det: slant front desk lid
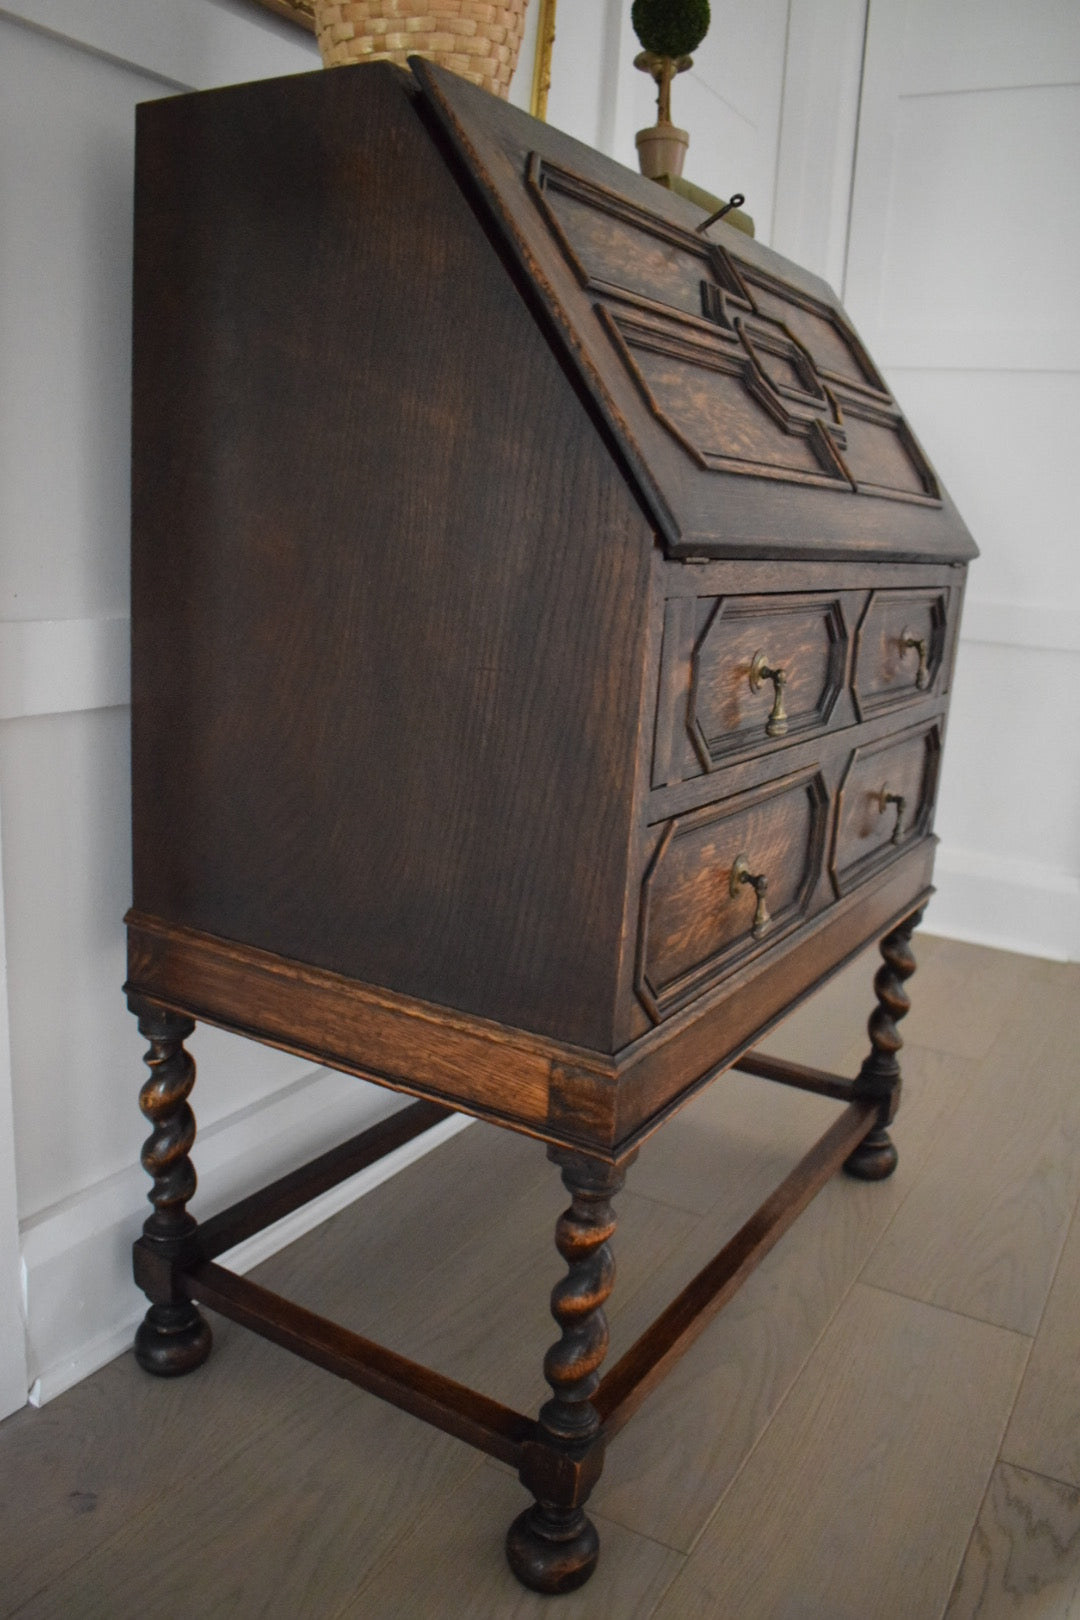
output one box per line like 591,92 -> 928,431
413,60 -> 976,565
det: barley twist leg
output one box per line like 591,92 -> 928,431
506,1148 -> 629,1594
844,909 -> 923,1181
129,995 -> 212,1376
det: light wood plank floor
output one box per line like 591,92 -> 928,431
1,934 -> 1078,1619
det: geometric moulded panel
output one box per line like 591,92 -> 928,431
830,721 -> 942,897
853,589 -> 949,720
637,766 -> 829,1021
690,593 -> 848,769
528,156 -> 942,505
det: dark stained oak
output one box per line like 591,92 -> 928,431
507,1151 -> 629,1595
414,60 -> 978,563
845,909 -> 923,1180
179,1260 -> 533,1468
732,1050 -> 855,1101
131,65 -> 655,1058
129,996 -> 212,1378
125,58 -> 973,1596
196,1100 -> 453,1261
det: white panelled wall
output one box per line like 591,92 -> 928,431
0,0 -> 1076,1416
0,0 -> 474,1420
843,0 -> 1080,960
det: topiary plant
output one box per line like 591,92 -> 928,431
632,0 -> 710,127
631,0 -> 710,61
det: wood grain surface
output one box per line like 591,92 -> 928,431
945,1463 -> 1080,1619
648,1285 -> 1029,1620
131,66 -> 656,1054
862,955 -> 1080,1334
1004,1198 -> 1080,1489
416,60 -> 978,561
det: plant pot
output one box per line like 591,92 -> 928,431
312,2 -> 527,99
635,122 -> 689,180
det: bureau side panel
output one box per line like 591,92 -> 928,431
131,67 -> 654,1053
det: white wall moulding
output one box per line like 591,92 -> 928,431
0,0 -> 328,1421
878,370 -> 1080,612
21,1064 -> 470,1405
873,82 -> 1080,343
0,809 -> 29,1419
959,601 -> 1080,658
845,0 -> 1080,970
544,0 -> 622,158
0,618 -> 129,721
844,3 -> 1080,337
898,0 -> 1080,92
0,0 -> 317,87
597,0 -> 637,165
931,846 -> 1080,965
770,0 -> 868,290
872,332 -> 1080,375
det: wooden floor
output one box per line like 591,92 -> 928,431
2,934 -> 1079,1618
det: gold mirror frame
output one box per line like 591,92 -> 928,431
251,0 -> 557,120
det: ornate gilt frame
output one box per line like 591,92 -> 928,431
251,0 -> 557,120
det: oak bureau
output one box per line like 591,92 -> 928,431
125,59 -> 977,1593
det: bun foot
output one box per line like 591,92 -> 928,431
134,1300 -> 212,1377
843,1126 -> 898,1181
505,1505 -> 600,1594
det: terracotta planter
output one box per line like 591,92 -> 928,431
635,122 -> 689,180
312,2 -> 527,99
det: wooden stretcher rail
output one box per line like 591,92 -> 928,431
180,1259 -> 535,1468
732,1050 -> 857,1101
169,1069 -> 876,1487
197,1098 -> 453,1260
595,1097 -> 877,1439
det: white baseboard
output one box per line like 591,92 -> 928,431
21,1067 -> 471,1407
928,844 -> 1080,963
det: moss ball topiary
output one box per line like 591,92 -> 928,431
631,0 -> 710,60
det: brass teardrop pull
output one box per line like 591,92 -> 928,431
730,852 -> 771,938
749,651 -> 789,737
900,628 -> 930,690
877,785 -> 906,844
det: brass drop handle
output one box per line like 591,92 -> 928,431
877,785 -> 906,845
901,628 -> 930,690
749,650 -> 789,737
730,852 -> 771,939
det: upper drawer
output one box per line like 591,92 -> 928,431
654,590 -> 853,785
636,764 -> 828,1022
853,588 -> 949,719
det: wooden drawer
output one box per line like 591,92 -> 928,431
853,587 -> 949,719
636,765 -> 829,1022
831,721 -> 942,896
654,590 -> 851,785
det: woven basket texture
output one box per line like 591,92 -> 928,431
313,2 -> 527,97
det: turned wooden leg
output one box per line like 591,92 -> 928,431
844,908 -> 923,1181
506,1148 -> 630,1595
128,994 -> 212,1376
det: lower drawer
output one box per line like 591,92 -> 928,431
830,720 -> 942,896
636,764 -> 829,1022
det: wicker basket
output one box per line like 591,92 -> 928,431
312,2 -> 527,98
